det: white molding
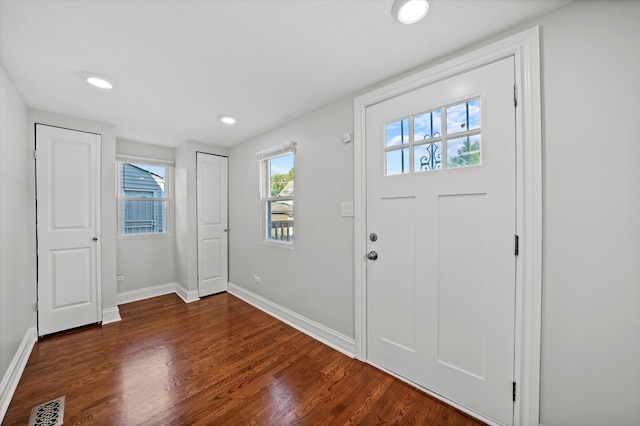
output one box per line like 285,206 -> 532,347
228,283 -> 355,358
117,282 -> 200,306
512,27 -> 543,426
101,307 -> 122,324
175,283 -> 200,304
0,327 -> 37,422
353,27 -> 542,426
117,282 -> 178,305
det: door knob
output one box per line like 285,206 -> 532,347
366,251 -> 378,261
92,237 -> 99,241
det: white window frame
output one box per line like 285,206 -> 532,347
258,141 -> 297,247
116,155 -> 173,238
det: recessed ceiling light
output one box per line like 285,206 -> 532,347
86,76 -> 113,89
392,0 -> 430,24
218,115 -> 236,125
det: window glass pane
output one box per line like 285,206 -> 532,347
447,135 -> 482,168
446,98 -> 480,135
121,200 -> 167,234
386,148 -> 409,175
267,200 -> 294,242
414,142 -> 442,172
385,118 -> 409,147
414,109 -> 441,141
120,163 -> 166,197
269,154 -> 294,197
263,151 -> 294,245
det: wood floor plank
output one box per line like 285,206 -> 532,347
3,293 -> 484,425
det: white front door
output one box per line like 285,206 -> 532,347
36,124 -> 101,336
366,57 -> 516,425
197,153 -> 228,297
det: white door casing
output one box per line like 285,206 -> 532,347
197,153 -> 229,297
36,124 -> 101,336
354,27 -> 543,426
366,57 -> 515,425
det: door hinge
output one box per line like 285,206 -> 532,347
514,234 -> 519,256
34,150 -> 37,160
514,84 -> 518,107
512,381 -> 517,402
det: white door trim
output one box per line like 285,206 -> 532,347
353,27 -> 542,426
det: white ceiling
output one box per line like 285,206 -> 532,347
0,0 -> 571,148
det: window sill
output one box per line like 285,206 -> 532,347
263,239 -> 294,249
118,233 -> 171,240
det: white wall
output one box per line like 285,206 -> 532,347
229,98 -> 354,338
174,140 -> 228,295
29,110 -> 118,317
0,64 -> 36,387
227,2 -> 640,424
538,2 -> 640,425
115,139 -> 176,294
2,2 -> 637,424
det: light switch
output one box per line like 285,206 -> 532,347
342,201 -> 354,217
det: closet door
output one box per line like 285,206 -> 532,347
36,124 -> 101,335
197,153 -> 228,297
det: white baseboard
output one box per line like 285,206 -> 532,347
116,282 -> 199,307
175,283 -> 200,303
102,307 -> 122,325
228,282 -> 355,358
0,326 -> 37,423
117,282 -> 178,305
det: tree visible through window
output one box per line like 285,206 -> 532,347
118,162 -> 170,235
259,142 -> 296,245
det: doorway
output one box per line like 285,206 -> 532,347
36,124 -> 101,336
353,28 -> 544,426
196,153 -> 229,297
365,57 -> 516,425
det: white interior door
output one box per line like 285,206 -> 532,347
197,153 -> 228,297
36,124 -> 101,336
366,57 -> 516,425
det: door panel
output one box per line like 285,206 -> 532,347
37,125 -> 101,336
50,248 -> 92,308
437,193 -> 487,379
197,153 -> 228,297
379,196 -> 416,352
201,238 -> 222,280
366,57 -> 516,425
51,140 -> 92,229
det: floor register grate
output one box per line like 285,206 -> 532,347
28,396 -> 65,426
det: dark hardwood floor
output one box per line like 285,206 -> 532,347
4,293 -> 484,425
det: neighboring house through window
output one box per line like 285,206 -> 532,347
258,142 -> 296,245
117,157 -> 172,236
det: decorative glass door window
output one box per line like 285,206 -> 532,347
384,97 -> 481,175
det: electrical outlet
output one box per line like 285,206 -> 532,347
254,275 -> 261,284
116,274 -> 125,282
341,201 -> 354,217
